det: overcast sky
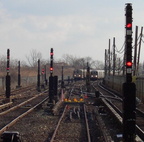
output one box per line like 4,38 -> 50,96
0,0 -> 144,63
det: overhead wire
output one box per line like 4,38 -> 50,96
107,30 -> 144,73
115,42 -> 125,54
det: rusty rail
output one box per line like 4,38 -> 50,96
84,104 -> 91,142
0,96 -> 48,135
50,105 -> 67,142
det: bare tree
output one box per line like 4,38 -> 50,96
61,54 -> 104,69
26,49 -> 42,67
62,54 -> 77,66
0,55 -> 6,72
93,60 -> 104,69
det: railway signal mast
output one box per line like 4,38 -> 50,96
123,3 -> 136,141
50,48 -> 53,77
49,48 -> 58,104
49,48 -> 54,103
86,62 -> 90,92
6,49 -> 11,99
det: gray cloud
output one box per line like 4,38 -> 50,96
0,1 -> 144,63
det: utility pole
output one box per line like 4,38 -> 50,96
105,49 -> 107,78
123,3 -> 136,141
137,27 -> 143,75
133,26 -> 138,76
108,39 -> 111,76
113,37 -> 116,76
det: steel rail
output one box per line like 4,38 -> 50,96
50,105 -> 67,142
0,102 -> 13,110
0,90 -> 47,116
84,104 -> 91,142
97,83 -> 143,141
0,96 -> 48,135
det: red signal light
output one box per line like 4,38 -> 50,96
42,69 -> 45,74
126,23 -> 132,28
50,52 -> 54,56
50,67 -> 53,71
126,62 -> 132,67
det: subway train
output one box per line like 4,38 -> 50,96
73,69 -> 104,81
90,70 -> 98,81
73,69 -> 83,80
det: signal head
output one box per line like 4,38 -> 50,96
126,23 -> 132,28
126,61 -> 132,67
50,67 -> 53,71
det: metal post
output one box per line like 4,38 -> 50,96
44,65 -> 47,85
61,66 -> 64,88
86,62 -> 90,92
5,49 -> 11,99
53,76 -> 58,101
37,59 -> 41,92
16,61 -> 21,88
49,76 -> 54,103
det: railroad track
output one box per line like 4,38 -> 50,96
0,85 -> 38,108
49,83 -> 88,142
0,88 -> 42,112
50,81 -> 113,142
0,83 -> 74,141
50,103 -> 111,142
93,80 -> 144,141
50,104 -> 88,142
0,90 -> 48,136
0,85 -> 36,98
3,80 -> 143,141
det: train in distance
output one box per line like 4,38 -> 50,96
73,69 -> 104,81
